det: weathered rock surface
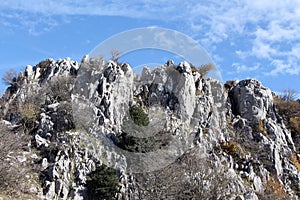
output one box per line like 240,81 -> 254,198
0,56 -> 299,199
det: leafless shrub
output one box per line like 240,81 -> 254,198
0,121 -> 30,196
192,63 -> 216,77
1,69 -> 18,86
279,89 -> 298,102
42,76 -> 75,132
45,75 -> 74,103
135,149 -> 235,199
110,48 -> 121,62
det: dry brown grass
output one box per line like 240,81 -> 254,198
290,117 -> 300,134
220,140 -> 240,157
274,96 -> 300,116
291,154 -> 300,171
273,95 -> 300,136
258,119 -> 268,136
262,177 -> 290,200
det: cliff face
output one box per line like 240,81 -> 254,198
0,57 -> 299,199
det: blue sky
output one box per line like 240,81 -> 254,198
0,0 -> 300,96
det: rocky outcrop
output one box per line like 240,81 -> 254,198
227,79 -> 300,197
0,56 -> 299,199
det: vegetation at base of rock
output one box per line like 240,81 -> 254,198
129,105 -> 150,126
0,122 -> 32,197
135,149 -> 235,199
85,164 -> 119,200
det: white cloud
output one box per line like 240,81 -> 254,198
235,50 -> 249,59
251,39 -> 278,59
0,0 -> 177,19
1,0 -> 300,76
268,59 -> 300,76
231,63 -> 260,74
290,44 -> 300,59
255,21 -> 300,42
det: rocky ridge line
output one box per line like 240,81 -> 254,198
0,56 -> 299,199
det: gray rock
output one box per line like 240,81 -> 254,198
244,190 -> 258,200
178,61 -> 192,74
253,176 -> 263,192
35,134 -> 49,148
2,58 -> 300,199
41,158 -> 48,170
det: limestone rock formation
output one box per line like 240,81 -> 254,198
0,56 -> 299,199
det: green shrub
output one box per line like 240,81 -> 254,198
116,132 -> 170,153
129,105 -> 149,126
85,165 -> 119,200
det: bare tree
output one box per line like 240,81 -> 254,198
110,48 -> 122,62
280,89 -> 298,102
2,69 -> 18,85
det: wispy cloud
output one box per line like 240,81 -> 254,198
1,0 -> 300,76
0,10 -> 60,35
230,63 -> 260,75
269,59 -> 300,76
